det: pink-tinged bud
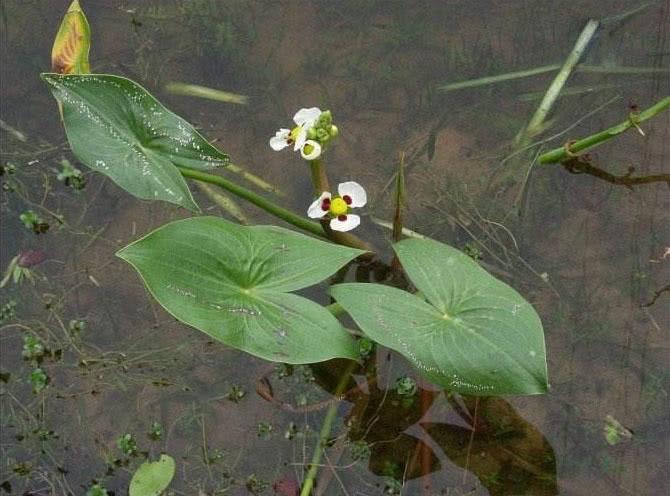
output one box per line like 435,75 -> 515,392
272,477 -> 299,496
17,250 -> 46,268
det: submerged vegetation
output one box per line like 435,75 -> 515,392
1,0 -> 668,494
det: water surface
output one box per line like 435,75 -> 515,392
1,1 -> 669,494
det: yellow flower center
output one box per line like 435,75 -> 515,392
303,143 -> 314,155
288,126 -> 302,142
329,197 -> 348,216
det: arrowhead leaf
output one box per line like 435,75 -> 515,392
42,73 -> 229,211
331,238 -> 548,395
118,217 -> 362,363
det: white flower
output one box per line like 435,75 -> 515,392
269,107 -> 322,157
300,140 -> 322,160
269,128 -> 291,151
307,181 -> 367,232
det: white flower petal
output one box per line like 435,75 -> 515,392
300,140 -> 322,160
269,129 -> 290,151
330,214 -> 360,232
293,107 -> 322,127
307,192 -> 331,218
293,127 -> 307,151
337,181 -> 367,208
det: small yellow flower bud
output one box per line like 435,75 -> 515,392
329,125 -> 339,137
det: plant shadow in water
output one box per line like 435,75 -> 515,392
309,359 -> 557,494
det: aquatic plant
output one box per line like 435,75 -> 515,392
43,0 -> 549,398
128,454 -> 175,496
53,2 -> 670,494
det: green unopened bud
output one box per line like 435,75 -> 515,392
318,110 -> 332,128
329,125 -> 339,137
316,128 -> 330,143
307,127 -> 318,140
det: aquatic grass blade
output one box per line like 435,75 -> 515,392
117,217 -> 362,363
42,73 -> 230,211
165,82 -> 248,104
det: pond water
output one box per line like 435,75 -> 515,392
1,1 -> 669,495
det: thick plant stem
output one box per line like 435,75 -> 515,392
310,159 -> 330,193
539,96 -> 670,164
300,360 -> 358,496
177,166 -> 326,238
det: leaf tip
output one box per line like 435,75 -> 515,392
67,0 -> 83,13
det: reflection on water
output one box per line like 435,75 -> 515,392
1,0 -> 669,494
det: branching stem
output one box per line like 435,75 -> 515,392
539,97 -> 670,164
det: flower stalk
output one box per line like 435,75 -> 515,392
309,159 -> 330,193
177,166 -> 325,238
178,166 -> 373,253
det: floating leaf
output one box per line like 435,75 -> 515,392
117,217 -> 362,363
42,73 -> 229,211
129,454 -> 175,496
51,0 -> 91,74
331,238 -> 548,395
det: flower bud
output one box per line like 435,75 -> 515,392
316,128 -> 330,143
329,125 -> 339,137
317,110 -> 332,128
307,127 -> 317,140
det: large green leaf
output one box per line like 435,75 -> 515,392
117,217 -> 362,363
331,238 -> 548,395
42,73 -> 229,211
129,454 -> 175,496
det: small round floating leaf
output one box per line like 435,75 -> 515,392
129,454 -> 175,496
41,73 -> 230,211
117,217 -> 362,363
331,238 -> 548,395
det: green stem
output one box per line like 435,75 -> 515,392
309,159 -> 330,193
539,96 -> 670,164
300,359 -> 358,496
517,19 -> 599,144
325,302 -> 346,317
177,166 -> 325,237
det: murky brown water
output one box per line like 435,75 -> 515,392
2,1 -> 669,494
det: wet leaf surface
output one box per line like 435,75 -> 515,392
42,74 -> 229,211
118,217 -> 362,363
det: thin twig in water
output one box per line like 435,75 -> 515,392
462,397 -> 480,486
562,158 -> 670,189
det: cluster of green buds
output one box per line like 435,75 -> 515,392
306,110 -> 338,152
